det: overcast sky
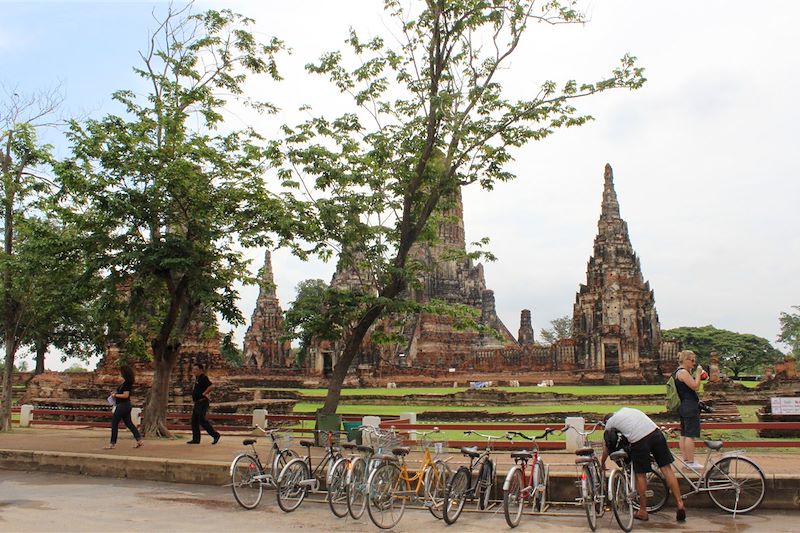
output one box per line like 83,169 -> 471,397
2,1 -> 798,370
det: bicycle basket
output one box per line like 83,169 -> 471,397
373,430 -> 401,452
276,432 -> 293,450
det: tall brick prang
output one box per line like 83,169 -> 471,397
242,250 -> 290,369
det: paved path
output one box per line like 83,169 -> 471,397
1,471 -> 797,533
2,426 -> 799,476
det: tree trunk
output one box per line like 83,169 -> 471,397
321,304 -> 387,414
142,355 -> 177,438
34,341 -> 46,375
1,178 -> 15,431
0,341 -> 14,431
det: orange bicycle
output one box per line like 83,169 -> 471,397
365,427 -> 450,529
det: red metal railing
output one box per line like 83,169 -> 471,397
379,421 -> 800,450
13,406 -> 800,448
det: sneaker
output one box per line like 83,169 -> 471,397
684,461 -> 704,470
186,440 -> 200,444
676,508 -> 686,521
212,434 -> 221,445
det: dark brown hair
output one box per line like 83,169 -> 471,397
193,362 -> 206,372
119,364 -> 135,385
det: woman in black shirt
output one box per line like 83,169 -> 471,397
105,365 -> 143,449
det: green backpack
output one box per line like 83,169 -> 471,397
665,370 -> 681,412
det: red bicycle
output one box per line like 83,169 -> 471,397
501,427 -> 562,528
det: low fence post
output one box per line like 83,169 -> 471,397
252,408 -> 267,432
362,415 -> 381,447
20,404 -> 33,427
565,416 -> 585,453
399,412 -> 417,441
131,407 -> 142,427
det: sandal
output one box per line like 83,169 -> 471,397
104,444 -> 115,450
133,441 -> 144,448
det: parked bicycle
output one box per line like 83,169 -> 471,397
346,426 -> 401,520
327,440 -> 360,517
275,429 -> 345,512
567,422 -> 607,531
229,425 -> 296,510
442,430 -> 507,525
604,441 -> 670,532
365,427 -> 451,529
661,427 -> 765,515
502,427 -> 561,528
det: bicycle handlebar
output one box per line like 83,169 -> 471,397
508,427 -> 559,441
563,421 -> 604,437
464,430 -> 510,440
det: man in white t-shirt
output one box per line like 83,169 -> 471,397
601,407 -> 686,522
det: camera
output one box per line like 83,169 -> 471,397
699,401 -> 714,413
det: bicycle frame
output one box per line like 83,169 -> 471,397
669,444 -> 745,496
393,446 -> 435,497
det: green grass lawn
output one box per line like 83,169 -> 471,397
256,382 -> 758,398
259,384 -> 668,397
292,402 -> 661,416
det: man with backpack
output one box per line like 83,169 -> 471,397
601,407 -> 687,522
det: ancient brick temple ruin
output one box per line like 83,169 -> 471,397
301,164 -> 678,383
242,250 -> 290,369
232,164 -> 679,384
571,164 -> 679,382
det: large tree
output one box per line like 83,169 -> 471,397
663,325 -> 783,378
777,306 -> 800,355
540,315 -> 573,345
273,0 -> 645,414
58,6 -> 291,437
14,216 -> 104,375
0,86 -> 61,430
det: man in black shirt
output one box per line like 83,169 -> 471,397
187,363 -> 221,445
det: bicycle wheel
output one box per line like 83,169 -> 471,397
581,465 -> 598,531
503,467 -> 524,528
271,448 -> 298,481
443,466 -> 470,525
367,462 -> 407,530
276,459 -> 310,513
230,454 -> 263,509
531,461 -> 546,513
347,457 -> 368,519
593,466 -> 605,518
327,457 -> 350,518
705,456 -> 766,513
423,459 -> 449,520
632,467 -> 668,513
610,469 -> 634,532
477,460 -> 494,510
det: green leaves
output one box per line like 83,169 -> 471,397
777,306 -> 800,355
58,6 -> 287,365
663,325 -> 783,378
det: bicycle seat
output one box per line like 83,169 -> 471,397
575,446 -> 595,456
460,446 -> 481,458
609,450 -> 628,462
373,453 -> 398,463
392,446 -> 411,456
242,439 -> 257,446
299,440 -> 316,448
704,440 -> 723,451
342,442 -> 358,450
357,444 -> 374,454
575,456 -> 594,465
511,451 -> 532,461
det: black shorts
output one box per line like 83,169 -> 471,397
680,416 -> 701,438
630,430 -> 674,474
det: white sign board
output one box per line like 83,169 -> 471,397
771,397 -> 800,415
